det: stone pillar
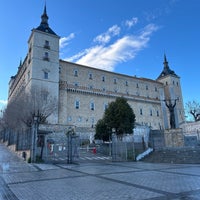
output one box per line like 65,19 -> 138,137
164,128 -> 184,147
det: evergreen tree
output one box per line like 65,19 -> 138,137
95,97 -> 135,141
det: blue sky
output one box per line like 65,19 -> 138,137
0,0 -> 200,111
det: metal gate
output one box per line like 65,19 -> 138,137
41,133 -> 80,164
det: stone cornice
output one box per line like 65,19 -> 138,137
59,81 -> 160,104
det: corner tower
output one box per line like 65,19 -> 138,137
157,54 -> 185,129
27,5 -> 60,123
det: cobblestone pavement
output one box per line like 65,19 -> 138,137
1,143 -> 200,200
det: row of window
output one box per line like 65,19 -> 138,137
67,116 -> 161,129
74,69 -> 159,89
73,82 -> 159,93
75,100 -> 160,116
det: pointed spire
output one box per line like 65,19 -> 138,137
35,4 -> 57,35
18,58 -> 22,69
40,4 -> 49,29
157,54 -> 178,79
163,54 -> 169,69
19,58 -> 22,66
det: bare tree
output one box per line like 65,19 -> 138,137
185,100 -> 200,122
3,86 -> 58,129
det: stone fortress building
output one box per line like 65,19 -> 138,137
8,6 -> 185,134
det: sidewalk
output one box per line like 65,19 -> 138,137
1,143 -> 200,200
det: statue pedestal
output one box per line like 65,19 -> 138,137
164,128 -> 184,147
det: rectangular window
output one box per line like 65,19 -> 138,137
74,70 -> 78,77
140,109 -> 143,115
104,103 -> 108,111
75,100 -> 80,109
89,73 -> 93,80
90,102 -> 95,110
43,52 -> 49,61
44,40 -> 50,49
44,71 -> 48,79
28,71 -> 30,80
114,78 -> 117,84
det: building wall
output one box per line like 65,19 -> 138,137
58,60 -> 164,130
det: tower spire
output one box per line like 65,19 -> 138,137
35,4 -> 57,35
163,54 -> 169,70
157,54 -> 178,79
40,4 -> 49,28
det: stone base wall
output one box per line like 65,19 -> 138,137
164,128 -> 184,147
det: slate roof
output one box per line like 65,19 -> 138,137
35,5 -> 57,36
157,54 -> 179,79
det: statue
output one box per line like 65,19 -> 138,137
164,99 -> 178,129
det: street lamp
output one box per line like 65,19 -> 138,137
66,126 -> 73,164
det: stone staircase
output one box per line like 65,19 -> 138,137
142,147 -> 200,164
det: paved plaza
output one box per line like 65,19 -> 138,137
1,143 -> 200,200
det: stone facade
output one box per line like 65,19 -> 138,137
164,129 -> 184,147
7,6 -> 185,133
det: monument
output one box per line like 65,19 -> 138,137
164,98 -> 184,147
164,98 -> 178,129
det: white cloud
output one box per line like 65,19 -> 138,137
0,100 -> 7,105
125,17 -> 138,28
93,25 -> 120,44
59,33 -> 75,49
65,23 -> 158,71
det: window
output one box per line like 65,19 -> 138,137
157,111 -> 159,117
125,81 -> 128,86
28,71 -> 30,80
90,102 -> 95,110
146,85 -> 148,90
89,73 -> 93,80
104,103 -> 108,111
102,76 -> 105,82
75,100 -> 80,109
74,70 -> 78,77
136,83 -> 139,88
44,71 -> 48,79
43,52 -> 49,61
140,108 -> 143,115
155,87 -> 158,92
114,78 -> 117,84
44,40 -> 50,49
150,109 -> 153,116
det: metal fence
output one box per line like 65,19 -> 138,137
41,132 -> 80,164
0,128 -> 31,151
111,134 -> 135,162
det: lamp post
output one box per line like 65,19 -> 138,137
66,126 -> 73,164
111,128 -> 116,161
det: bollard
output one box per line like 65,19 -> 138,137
93,147 -> 96,154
